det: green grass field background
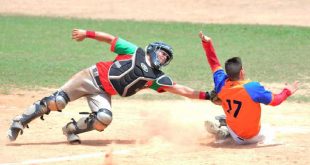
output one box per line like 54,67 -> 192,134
1,15 -> 309,101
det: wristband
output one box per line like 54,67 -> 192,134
86,30 -> 96,39
199,91 -> 210,100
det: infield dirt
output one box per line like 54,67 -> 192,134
1,1 -> 309,164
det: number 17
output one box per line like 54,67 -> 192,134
226,99 -> 242,118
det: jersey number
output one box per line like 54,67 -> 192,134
226,99 -> 242,118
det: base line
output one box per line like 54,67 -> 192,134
0,149 -> 130,165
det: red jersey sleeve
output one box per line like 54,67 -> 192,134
201,40 -> 222,72
269,88 -> 292,106
110,37 -> 119,52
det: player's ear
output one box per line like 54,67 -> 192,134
239,68 -> 245,80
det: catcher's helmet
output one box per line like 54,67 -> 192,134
146,42 -> 173,70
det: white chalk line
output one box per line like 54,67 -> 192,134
0,149 -> 131,165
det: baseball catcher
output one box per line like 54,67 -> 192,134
7,29 -> 214,144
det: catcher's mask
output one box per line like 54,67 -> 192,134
146,42 -> 173,70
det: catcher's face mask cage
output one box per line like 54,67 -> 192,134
146,42 -> 173,70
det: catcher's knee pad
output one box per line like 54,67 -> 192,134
42,90 -> 70,111
93,108 -> 113,131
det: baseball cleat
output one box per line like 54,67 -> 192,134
215,115 -> 227,127
7,120 -> 24,141
66,133 -> 81,144
205,120 -> 230,140
62,126 -> 81,144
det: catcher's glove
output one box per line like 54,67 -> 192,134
210,90 -> 222,105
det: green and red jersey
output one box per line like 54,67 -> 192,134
96,37 -> 173,96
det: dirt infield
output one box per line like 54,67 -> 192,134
1,0 -> 310,27
1,1 -> 310,165
1,90 -> 310,165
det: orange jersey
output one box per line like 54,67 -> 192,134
215,74 -> 272,139
201,40 -> 274,139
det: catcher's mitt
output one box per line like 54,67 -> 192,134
210,90 -> 222,105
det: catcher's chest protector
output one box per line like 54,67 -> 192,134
109,48 -> 163,97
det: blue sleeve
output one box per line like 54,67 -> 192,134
244,82 -> 273,104
213,69 -> 228,94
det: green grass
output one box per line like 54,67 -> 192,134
1,15 -> 309,101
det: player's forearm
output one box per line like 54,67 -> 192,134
184,90 -> 211,100
166,84 -> 210,100
269,88 -> 292,106
86,30 -> 115,44
180,90 -> 197,99
166,85 -> 196,99
201,40 -> 221,72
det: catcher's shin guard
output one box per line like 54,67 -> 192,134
62,109 -> 112,144
62,117 -> 94,144
8,101 -> 50,141
7,90 -> 70,141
